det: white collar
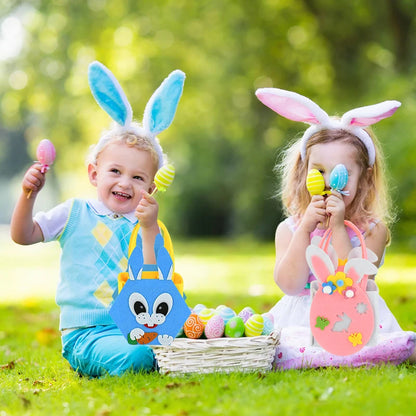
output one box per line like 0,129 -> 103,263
87,199 -> 138,223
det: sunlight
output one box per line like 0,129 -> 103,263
0,16 -> 24,61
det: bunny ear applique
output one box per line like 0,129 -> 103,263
143,70 -> 186,137
341,100 -> 401,127
255,88 -> 330,125
88,61 -> 133,127
306,244 -> 335,282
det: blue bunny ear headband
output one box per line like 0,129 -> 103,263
88,61 -> 185,168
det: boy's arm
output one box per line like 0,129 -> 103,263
10,193 -> 44,245
10,164 -> 45,245
135,191 -> 159,264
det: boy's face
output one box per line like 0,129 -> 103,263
88,142 -> 157,215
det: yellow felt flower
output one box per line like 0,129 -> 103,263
327,271 -> 353,294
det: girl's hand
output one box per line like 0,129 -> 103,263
299,195 -> 327,233
135,191 -> 159,229
23,163 -> 46,198
326,191 -> 346,229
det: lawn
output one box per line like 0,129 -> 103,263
1,226 -> 416,415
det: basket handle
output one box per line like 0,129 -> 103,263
319,220 -> 367,260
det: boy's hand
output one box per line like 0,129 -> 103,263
135,191 -> 159,229
23,163 -> 46,198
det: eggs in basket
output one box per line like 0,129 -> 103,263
180,304 -> 275,339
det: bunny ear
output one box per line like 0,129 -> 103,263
255,88 -> 330,125
143,70 -> 186,136
88,61 -> 132,127
341,100 -> 401,127
344,258 -> 378,283
156,246 -> 174,281
306,244 -> 335,282
348,246 -> 378,264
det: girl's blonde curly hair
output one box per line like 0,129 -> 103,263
276,128 -> 394,241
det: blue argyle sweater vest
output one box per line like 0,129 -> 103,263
57,199 -> 135,330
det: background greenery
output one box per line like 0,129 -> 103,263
1,0 -> 416,244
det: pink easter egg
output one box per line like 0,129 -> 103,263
36,139 -> 56,167
204,315 -> 224,339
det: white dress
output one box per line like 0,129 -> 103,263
269,217 -> 415,369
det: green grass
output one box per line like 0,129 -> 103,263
1,226 -> 416,415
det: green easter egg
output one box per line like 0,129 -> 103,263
224,316 -> 245,338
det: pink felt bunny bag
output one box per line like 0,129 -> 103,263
307,221 -> 379,356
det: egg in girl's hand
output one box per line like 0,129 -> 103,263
216,305 -> 236,324
198,308 -> 217,326
238,306 -> 255,323
204,315 -> 225,339
244,314 -> 264,337
183,313 -> 204,339
224,316 -> 245,338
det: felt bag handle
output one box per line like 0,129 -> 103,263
318,220 -> 369,288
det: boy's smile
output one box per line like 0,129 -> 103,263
88,142 -> 157,215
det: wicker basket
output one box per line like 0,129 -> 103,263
152,330 -> 280,375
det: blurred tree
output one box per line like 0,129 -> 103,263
1,0 -> 416,243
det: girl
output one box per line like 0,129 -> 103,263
255,87 -> 416,368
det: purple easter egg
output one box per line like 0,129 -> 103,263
238,306 -> 255,323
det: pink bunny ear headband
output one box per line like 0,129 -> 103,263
255,88 -> 401,166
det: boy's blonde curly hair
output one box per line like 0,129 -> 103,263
86,123 -> 161,175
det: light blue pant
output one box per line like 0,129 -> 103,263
62,325 -> 156,377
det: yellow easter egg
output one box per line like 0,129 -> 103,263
306,169 -> 325,196
244,314 -> 264,337
198,308 -> 216,326
154,164 -> 175,192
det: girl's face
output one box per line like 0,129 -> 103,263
88,142 -> 157,214
307,141 -> 363,208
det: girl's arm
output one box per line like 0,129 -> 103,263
362,221 -> 388,269
274,221 -> 312,295
10,164 -> 45,245
274,195 -> 327,295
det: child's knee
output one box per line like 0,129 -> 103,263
111,345 -> 156,375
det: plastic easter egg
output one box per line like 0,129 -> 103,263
244,314 -> 264,337
306,168 -> 325,196
238,306 -> 255,323
192,304 -> 206,315
262,312 -> 274,325
330,164 -> 348,192
216,306 -> 236,324
154,164 -> 175,192
261,314 -> 274,335
198,308 -> 216,326
183,313 -> 204,339
204,315 -> 225,339
36,139 -> 56,166
224,316 -> 245,338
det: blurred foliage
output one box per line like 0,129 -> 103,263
1,0 -> 416,242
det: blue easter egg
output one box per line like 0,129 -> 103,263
261,314 -> 274,335
192,304 -> 206,315
216,306 -> 236,324
329,164 -> 348,191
